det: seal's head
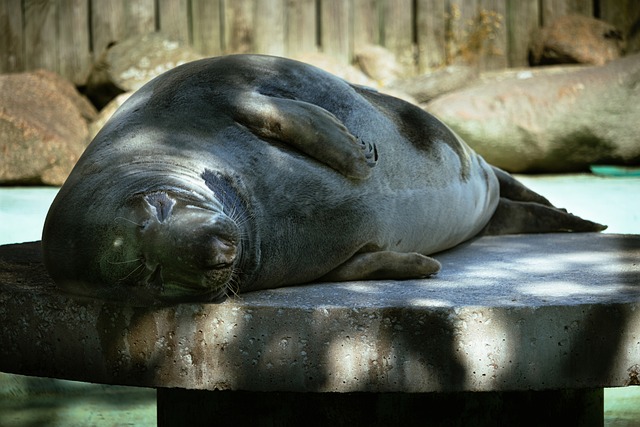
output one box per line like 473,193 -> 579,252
122,190 -> 240,302
43,185 -> 242,305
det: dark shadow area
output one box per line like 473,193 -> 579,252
157,388 -> 602,427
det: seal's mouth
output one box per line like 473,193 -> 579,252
142,257 -> 236,304
156,282 -> 231,304
154,279 -> 231,304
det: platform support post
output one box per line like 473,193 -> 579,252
157,387 -> 603,426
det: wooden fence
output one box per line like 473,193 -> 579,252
1,0 -> 639,85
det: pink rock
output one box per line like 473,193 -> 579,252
529,15 -> 625,66
0,70 -> 97,185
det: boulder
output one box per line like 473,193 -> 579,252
292,52 -> 377,88
478,64 -> 584,84
0,70 -> 97,185
389,65 -> 478,103
355,44 -> 406,86
85,32 -> 204,109
529,14 -> 625,66
425,54 -> 640,173
88,92 -> 133,140
290,52 -> 418,104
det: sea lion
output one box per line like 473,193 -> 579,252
42,54 -> 605,305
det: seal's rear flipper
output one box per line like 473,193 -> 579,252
318,251 -> 441,282
486,166 -> 607,235
491,166 -> 554,206
232,93 -> 377,179
481,198 -> 607,235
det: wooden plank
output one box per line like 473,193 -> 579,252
0,0 -> 25,73
58,0 -> 91,84
91,0 -> 126,59
382,0 -> 415,73
462,0 -> 480,66
158,0 -> 190,43
541,0 -> 568,23
598,0 -> 624,25
478,0 -> 507,70
352,0 -> 381,48
286,0 -> 317,56
191,0 -> 223,56
506,0 -> 539,67
320,0 -> 352,64
445,0 -> 478,65
91,0 -> 155,59
124,0 -> 156,36
541,0 -> 593,25
223,0 -> 254,53
599,0 -> 640,53
24,0 -> 58,72
254,0 -> 286,56
572,0 -> 594,16
448,0 -> 507,69
416,0 -> 446,72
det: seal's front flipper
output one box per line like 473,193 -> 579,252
232,93 -> 377,179
482,198 -> 607,235
319,251 -> 441,282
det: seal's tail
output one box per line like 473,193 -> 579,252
481,167 -> 607,236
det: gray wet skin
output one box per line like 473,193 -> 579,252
42,55 -> 605,305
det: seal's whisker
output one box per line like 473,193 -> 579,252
108,257 -> 144,265
222,266 -> 243,300
229,210 -> 254,235
227,205 -> 244,225
233,221 -> 251,241
116,261 -> 146,283
115,216 -> 144,227
225,275 -> 241,300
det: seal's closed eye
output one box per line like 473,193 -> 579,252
145,192 -> 176,222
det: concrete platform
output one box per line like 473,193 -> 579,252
0,233 -> 639,425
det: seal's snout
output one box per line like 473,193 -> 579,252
208,236 -> 237,269
178,212 -> 239,272
134,191 -> 241,301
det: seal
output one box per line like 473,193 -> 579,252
42,54 -> 606,305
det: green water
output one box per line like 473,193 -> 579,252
0,373 -> 156,427
0,187 -> 58,245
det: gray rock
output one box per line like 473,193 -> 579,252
85,32 -> 204,108
389,65 -> 478,103
426,54 -> 640,173
478,64 -> 585,84
0,70 -> 97,185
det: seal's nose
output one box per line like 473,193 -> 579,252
209,236 -> 237,269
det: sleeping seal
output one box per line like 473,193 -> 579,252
42,54 -> 605,304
